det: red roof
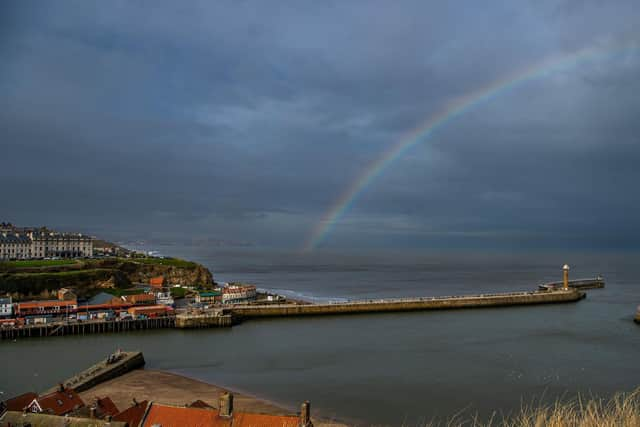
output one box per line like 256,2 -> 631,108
233,412 -> 300,427
149,276 -> 165,286
113,400 -> 149,426
33,388 -> 84,416
17,300 -> 77,309
142,403 -> 231,427
126,293 -> 156,304
188,399 -> 214,409
4,392 -> 37,411
96,396 -> 120,417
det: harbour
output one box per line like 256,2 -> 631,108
1,251 -> 638,426
1,288 -> 586,340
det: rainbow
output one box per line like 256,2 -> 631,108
303,38 -> 638,252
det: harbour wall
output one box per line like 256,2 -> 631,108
231,290 -> 585,319
47,351 -> 146,393
539,277 -> 605,291
174,313 -> 235,328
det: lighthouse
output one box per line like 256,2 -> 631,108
563,264 -> 570,290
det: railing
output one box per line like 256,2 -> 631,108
232,289 -> 573,310
542,277 -> 604,286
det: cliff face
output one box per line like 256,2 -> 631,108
0,258 -> 215,300
125,263 -> 214,286
85,258 -> 214,287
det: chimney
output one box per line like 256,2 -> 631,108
89,406 -> 96,419
299,401 -> 313,427
218,392 -> 233,418
58,383 -> 65,393
132,398 -> 138,407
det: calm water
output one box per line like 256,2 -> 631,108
2,248 -> 639,426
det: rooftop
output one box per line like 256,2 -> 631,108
142,403 -> 231,427
4,391 -> 38,412
0,411 -> 127,427
35,387 -> 85,416
113,399 -> 149,426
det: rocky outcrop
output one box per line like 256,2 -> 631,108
125,264 -> 213,286
0,258 -> 214,300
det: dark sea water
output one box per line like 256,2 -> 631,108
2,247 -> 639,426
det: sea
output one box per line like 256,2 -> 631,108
1,246 -> 639,426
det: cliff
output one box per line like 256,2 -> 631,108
0,257 -> 214,300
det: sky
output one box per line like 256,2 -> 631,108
2,1 -> 640,251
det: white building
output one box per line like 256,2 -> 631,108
221,284 -> 257,304
0,223 -> 93,260
155,291 -> 175,307
0,297 -> 13,318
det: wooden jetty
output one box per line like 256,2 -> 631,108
0,317 -> 175,340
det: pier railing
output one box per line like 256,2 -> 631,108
233,289 -> 574,309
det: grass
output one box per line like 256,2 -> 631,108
0,259 -> 79,268
105,288 -> 146,297
170,287 -> 188,298
415,388 -> 640,427
126,257 -> 198,269
10,268 -> 108,277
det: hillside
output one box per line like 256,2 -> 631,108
0,257 -> 214,301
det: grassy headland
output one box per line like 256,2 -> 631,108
0,256 -> 214,301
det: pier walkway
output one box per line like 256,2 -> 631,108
231,289 -> 585,319
1,289 -> 586,340
538,277 -> 605,291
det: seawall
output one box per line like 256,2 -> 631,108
45,351 -> 145,393
175,313 -> 235,328
539,277 -> 605,291
231,289 -> 585,319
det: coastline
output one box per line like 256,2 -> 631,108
78,368 -> 348,426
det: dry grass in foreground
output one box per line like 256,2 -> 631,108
416,388 -> 640,427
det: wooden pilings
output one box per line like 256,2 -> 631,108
0,317 -> 176,341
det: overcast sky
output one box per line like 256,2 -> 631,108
2,1 -> 640,251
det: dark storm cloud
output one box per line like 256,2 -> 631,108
2,0 -> 640,249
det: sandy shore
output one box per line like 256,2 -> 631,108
79,369 -> 347,426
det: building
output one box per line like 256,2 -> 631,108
125,293 -> 156,305
0,233 -> 31,260
25,386 -> 84,416
0,223 -> 93,260
16,299 -> 77,317
3,392 -> 38,412
0,411 -> 127,427
0,296 -> 13,318
149,276 -> 165,289
195,291 -> 221,304
139,393 -> 312,427
80,396 -> 120,420
57,287 -> 78,301
127,305 -> 173,318
221,284 -> 257,304
113,399 -> 149,426
155,291 -> 175,306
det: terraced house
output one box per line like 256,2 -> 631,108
0,222 -> 93,260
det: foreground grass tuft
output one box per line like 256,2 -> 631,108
413,388 -> 640,427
